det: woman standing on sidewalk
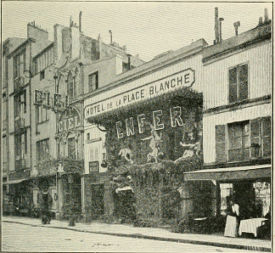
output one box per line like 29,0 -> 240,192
224,197 -> 240,237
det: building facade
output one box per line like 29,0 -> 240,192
84,39 -> 209,223
185,16 -> 271,219
2,16 -> 144,220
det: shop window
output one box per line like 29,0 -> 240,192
228,121 -> 250,162
88,72 -> 98,92
229,63 -> 248,103
68,137 -> 76,160
36,139 -> 50,161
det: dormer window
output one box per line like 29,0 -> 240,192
88,72 -> 98,92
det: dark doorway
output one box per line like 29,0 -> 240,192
91,184 -> 104,219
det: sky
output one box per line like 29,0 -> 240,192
2,1 -> 273,61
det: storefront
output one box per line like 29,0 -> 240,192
84,39 -> 208,224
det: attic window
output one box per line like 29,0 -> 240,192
40,70 -> 45,80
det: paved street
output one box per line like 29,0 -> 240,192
2,222 -> 264,252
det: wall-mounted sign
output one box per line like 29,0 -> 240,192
116,106 -> 189,139
89,161 -> 99,173
85,68 -> 195,119
57,107 -> 81,132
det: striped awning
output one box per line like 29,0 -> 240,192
184,164 -> 271,182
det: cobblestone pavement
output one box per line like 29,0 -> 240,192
2,222 -> 265,252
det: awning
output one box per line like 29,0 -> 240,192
184,164 -> 271,182
3,178 -> 26,185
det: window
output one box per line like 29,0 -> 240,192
13,50 -> 26,79
67,72 -> 75,99
35,106 -> 48,124
14,91 -> 26,118
33,47 -> 54,75
15,132 -> 27,162
40,70 -> 45,80
229,64 -> 248,103
228,121 -> 250,162
36,139 -> 50,161
2,100 -> 7,130
88,72 -> 98,92
68,137 -> 76,159
87,133 -> 90,140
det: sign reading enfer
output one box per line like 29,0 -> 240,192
85,68 -> 195,119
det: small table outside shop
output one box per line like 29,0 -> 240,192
239,218 -> 267,237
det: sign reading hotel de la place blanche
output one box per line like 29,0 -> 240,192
85,68 -> 195,119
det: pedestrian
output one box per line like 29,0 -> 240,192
224,196 -> 240,237
38,185 -> 53,225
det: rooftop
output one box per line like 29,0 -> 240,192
203,22 -> 271,63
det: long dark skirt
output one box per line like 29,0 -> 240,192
41,209 -> 51,224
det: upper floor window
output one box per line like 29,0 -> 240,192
13,50 -> 26,79
215,117 -> 271,163
33,47 -> 54,75
14,91 -> 26,118
36,139 -> 50,161
88,72 -> 98,92
35,106 -> 48,124
67,72 -> 75,99
229,64 -> 248,103
228,121 -> 250,162
15,132 -> 27,161
68,137 -> 76,160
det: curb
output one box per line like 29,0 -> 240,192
3,220 -> 271,252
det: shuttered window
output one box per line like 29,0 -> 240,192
215,125 -> 226,163
228,121 -> 249,162
262,117 -> 271,157
229,64 -> 248,103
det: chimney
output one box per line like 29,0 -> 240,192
259,17 -> 263,26
219,17 -> 224,42
79,11 -> 82,32
264,8 -> 269,23
214,7 -> 219,44
233,21 -> 240,36
127,54 -> 131,70
109,30 -> 113,44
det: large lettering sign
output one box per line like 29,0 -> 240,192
116,106 -> 186,139
85,68 -> 195,119
57,107 -> 81,133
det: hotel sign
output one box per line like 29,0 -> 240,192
85,68 -> 195,119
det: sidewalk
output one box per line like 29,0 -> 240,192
2,216 -> 271,252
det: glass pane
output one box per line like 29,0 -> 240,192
251,120 -> 260,137
243,135 -> 250,148
243,148 -> 250,160
228,149 -> 242,161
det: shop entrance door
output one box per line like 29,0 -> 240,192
91,184 -> 104,219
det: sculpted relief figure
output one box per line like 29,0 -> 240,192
142,124 -> 163,163
118,146 -> 134,164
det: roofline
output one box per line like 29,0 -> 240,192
33,42 -> 55,59
7,38 -> 36,58
83,42 -> 205,101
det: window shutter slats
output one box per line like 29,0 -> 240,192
215,125 -> 226,163
262,117 -> 271,157
250,118 -> 262,158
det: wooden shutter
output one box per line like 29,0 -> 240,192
261,117 -> 271,157
215,125 -> 226,163
250,118 -> 262,158
229,67 -> 237,103
239,64 -> 248,100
